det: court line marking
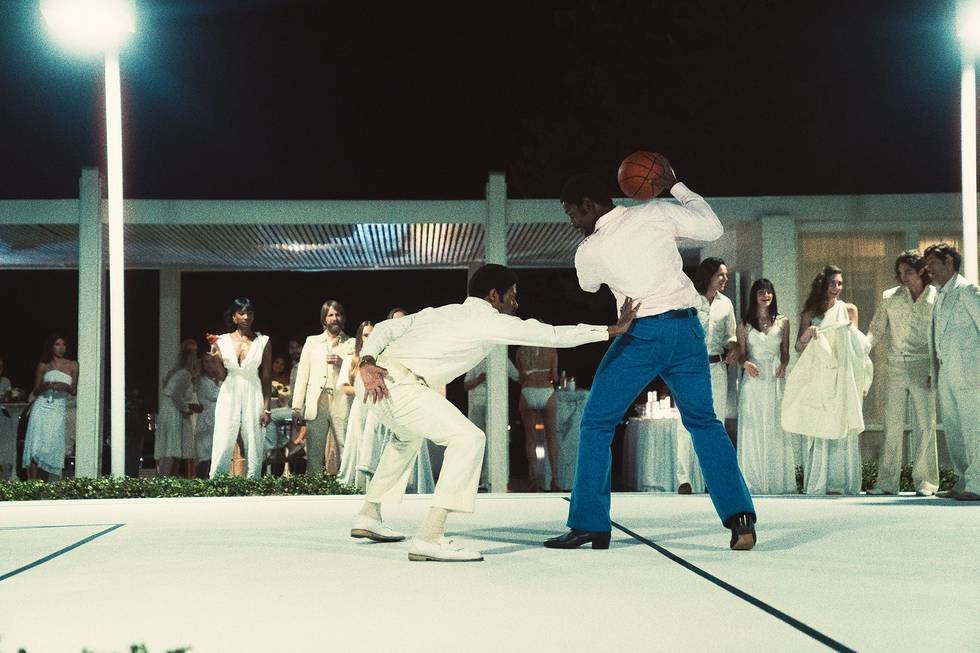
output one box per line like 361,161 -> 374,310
0,523 -> 124,582
611,519 -> 857,653
557,497 -> 856,652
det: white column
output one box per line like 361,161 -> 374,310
75,168 -> 105,478
484,172 -> 509,493
961,48 -> 980,283
158,268 -> 181,398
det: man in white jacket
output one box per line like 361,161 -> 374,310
291,301 -> 354,475
866,250 -> 939,496
353,264 -> 638,562
924,243 -> 980,501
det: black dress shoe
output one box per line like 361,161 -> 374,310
543,529 -> 611,550
727,512 -> 756,551
677,482 -> 693,495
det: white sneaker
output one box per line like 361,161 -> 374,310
865,488 -> 892,496
915,487 -> 935,497
350,515 -> 405,542
408,537 -> 484,562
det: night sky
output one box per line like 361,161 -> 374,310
0,0 -> 971,406
0,0 -> 968,200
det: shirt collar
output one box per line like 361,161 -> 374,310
463,296 -> 497,312
592,205 -> 625,235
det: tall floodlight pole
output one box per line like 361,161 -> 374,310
957,0 -> 980,283
42,0 -> 135,476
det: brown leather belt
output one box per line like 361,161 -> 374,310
707,354 -> 724,364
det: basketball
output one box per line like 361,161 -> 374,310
617,151 -> 668,199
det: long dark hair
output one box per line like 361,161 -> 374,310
224,297 -> 256,329
743,279 -> 780,331
349,321 -> 374,385
40,333 -> 67,363
801,265 -> 843,319
693,257 -> 726,295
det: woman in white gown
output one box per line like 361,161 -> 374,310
788,266 -> 866,495
208,298 -> 272,479
23,334 -> 78,480
154,342 -> 199,477
194,352 -> 222,478
736,279 -> 797,494
338,321 -> 373,489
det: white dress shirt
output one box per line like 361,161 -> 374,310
574,182 -> 723,317
699,292 -> 737,357
867,285 -> 935,361
361,297 -> 609,388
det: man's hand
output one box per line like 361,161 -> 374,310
723,343 -> 738,364
609,297 -> 641,337
652,153 -> 678,196
360,361 -> 390,403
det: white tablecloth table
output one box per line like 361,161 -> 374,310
623,414 -> 681,492
536,388 -> 589,491
0,403 -> 30,481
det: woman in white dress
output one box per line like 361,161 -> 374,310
154,341 -> 199,477
338,321 -> 373,489
208,298 -> 272,479
791,266 -> 865,495
736,279 -> 797,494
194,352 -> 222,478
23,334 -> 78,481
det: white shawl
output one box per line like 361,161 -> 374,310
782,304 -> 873,439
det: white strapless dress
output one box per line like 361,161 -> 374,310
23,369 -> 72,475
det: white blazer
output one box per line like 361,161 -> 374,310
932,274 -> 980,389
291,331 -> 354,421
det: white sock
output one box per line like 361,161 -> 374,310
415,507 -> 449,543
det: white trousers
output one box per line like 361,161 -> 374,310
467,400 -> 491,488
676,362 -> 726,489
357,364 -> 485,513
938,360 -> 980,494
874,361 -> 938,494
210,374 -> 264,479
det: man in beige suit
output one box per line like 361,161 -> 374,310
924,243 -> 980,501
292,300 -> 355,475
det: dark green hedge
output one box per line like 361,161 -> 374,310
0,464 -> 958,501
794,462 -> 957,494
0,474 -> 358,501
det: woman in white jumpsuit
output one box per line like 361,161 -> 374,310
208,298 -> 272,478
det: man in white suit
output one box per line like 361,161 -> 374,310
924,243 -> 980,501
292,300 -> 355,475
866,250 -> 939,496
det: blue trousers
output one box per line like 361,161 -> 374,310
568,312 -> 755,532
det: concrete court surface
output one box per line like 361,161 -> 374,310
0,492 -> 978,653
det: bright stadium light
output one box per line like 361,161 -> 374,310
957,0 -> 980,283
41,0 -> 135,52
42,0 -> 136,477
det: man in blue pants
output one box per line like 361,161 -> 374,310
544,158 -> 757,551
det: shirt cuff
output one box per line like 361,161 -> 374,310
669,182 -> 695,199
